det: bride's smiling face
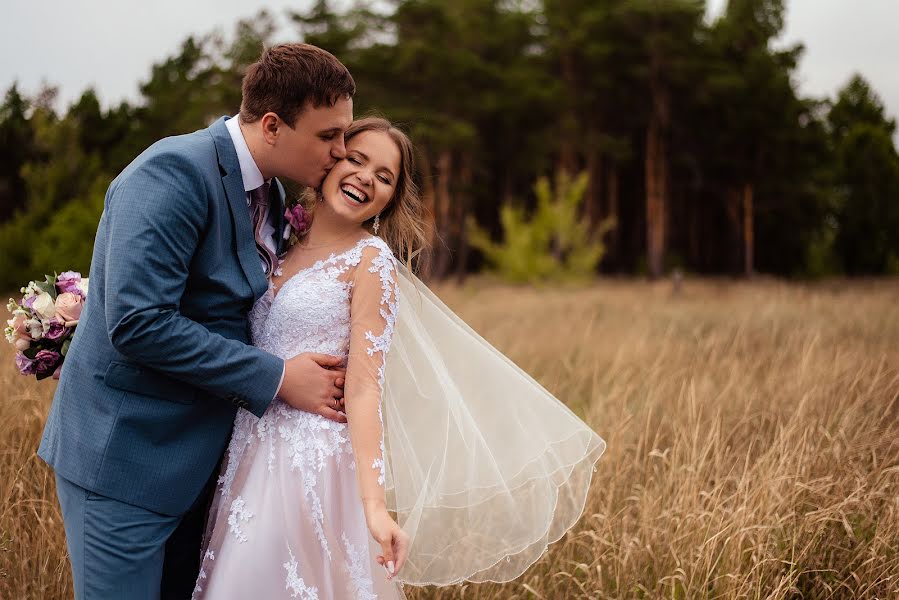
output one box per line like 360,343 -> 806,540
320,130 -> 401,226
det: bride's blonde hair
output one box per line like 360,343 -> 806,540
301,117 -> 428,269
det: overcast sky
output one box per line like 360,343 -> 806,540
2,0 -> 897,129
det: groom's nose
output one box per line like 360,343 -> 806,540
331,137 -> 347,160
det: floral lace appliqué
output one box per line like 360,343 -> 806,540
342,532 -> 378,600
228,496 -> 253,543
363,247 -> 399,487
284,548 -> 320,599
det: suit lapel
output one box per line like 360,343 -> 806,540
209,117 -> 269,301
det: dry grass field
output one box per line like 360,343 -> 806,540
2,277 -> 898,599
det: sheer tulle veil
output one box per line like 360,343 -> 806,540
381,264 -> 606,586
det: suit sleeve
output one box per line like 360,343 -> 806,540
344,244 -> 399,509
103,150 -> 282,417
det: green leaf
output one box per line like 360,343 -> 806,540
43,273 -> 59,301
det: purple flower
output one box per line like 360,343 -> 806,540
23,295 -> 36,310
45,319 -> 69,341
284,204 -> 311,235
15,353 -> 36,375
57,271 -> 84,296
33,349 -> 62,377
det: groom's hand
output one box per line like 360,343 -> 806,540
279,353 -> 347,423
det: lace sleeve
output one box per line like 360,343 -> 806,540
344,241 -> 399,512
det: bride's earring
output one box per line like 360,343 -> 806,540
317,190 -> 324,203
373,214 -> 380,234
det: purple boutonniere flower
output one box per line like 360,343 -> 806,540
284,203 -> 311,236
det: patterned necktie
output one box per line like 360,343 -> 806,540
249,182 -> 278,277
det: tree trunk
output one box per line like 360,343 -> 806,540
607,163 -> 620,267
689,196 -> 700,270
645,110 -> 668,279
585,125 -> 602,225
742,182 -> 754,277
645,44 -> 670,280
558,44 -> 580,176
417,149 -> 437,280
432,150 -> 454,279
725,187 -> 741,274
454,156 -> 473,284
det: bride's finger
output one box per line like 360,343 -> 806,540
381,540 -> 395,578
393,533 -> 409,574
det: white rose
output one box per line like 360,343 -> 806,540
26,318 -> 43,340
31,292 -> 56,320
79,277 -> 90,298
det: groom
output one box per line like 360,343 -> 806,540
38,44 -> 354,599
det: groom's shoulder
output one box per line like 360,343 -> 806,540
117,125 -> 218,184
140,127 -> 216,168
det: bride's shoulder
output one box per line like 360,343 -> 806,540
354,235 -> 397,267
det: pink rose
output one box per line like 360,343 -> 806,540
55,293 -> 83,325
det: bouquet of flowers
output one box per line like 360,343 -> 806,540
5,271 -> 88,380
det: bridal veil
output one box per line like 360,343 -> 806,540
381,265 -> 606,586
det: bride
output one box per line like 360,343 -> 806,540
192,118 -> 606,599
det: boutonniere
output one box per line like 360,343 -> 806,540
283,200 -> 311,248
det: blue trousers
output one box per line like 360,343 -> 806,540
55,473 -> 214,599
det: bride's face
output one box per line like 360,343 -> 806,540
320,130 -> 401,226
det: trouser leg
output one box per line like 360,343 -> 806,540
54,473 -> 182,600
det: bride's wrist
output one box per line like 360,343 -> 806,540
362,497 -> 387,519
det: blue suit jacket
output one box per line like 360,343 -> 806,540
38,117 -> 287,516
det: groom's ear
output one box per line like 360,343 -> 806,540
260,113 -> 281,144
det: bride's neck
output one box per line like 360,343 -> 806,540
301,203 -> 364,249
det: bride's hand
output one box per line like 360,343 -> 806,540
365,505 -> 409,581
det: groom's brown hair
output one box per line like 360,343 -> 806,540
240,43 -> 355,127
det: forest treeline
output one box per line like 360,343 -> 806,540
1,0 -> 897,289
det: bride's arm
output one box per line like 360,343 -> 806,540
345,244 -> 395,513
344,243 -> 408,578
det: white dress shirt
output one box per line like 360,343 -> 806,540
225,115 -> 286,400
225,115 -> 279,265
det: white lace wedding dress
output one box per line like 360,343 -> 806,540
192,236 -> 406,599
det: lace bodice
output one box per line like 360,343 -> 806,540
248,234 -> 398,488
250,235 -> 396,358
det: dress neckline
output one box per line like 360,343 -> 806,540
270,235 -> 377,302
